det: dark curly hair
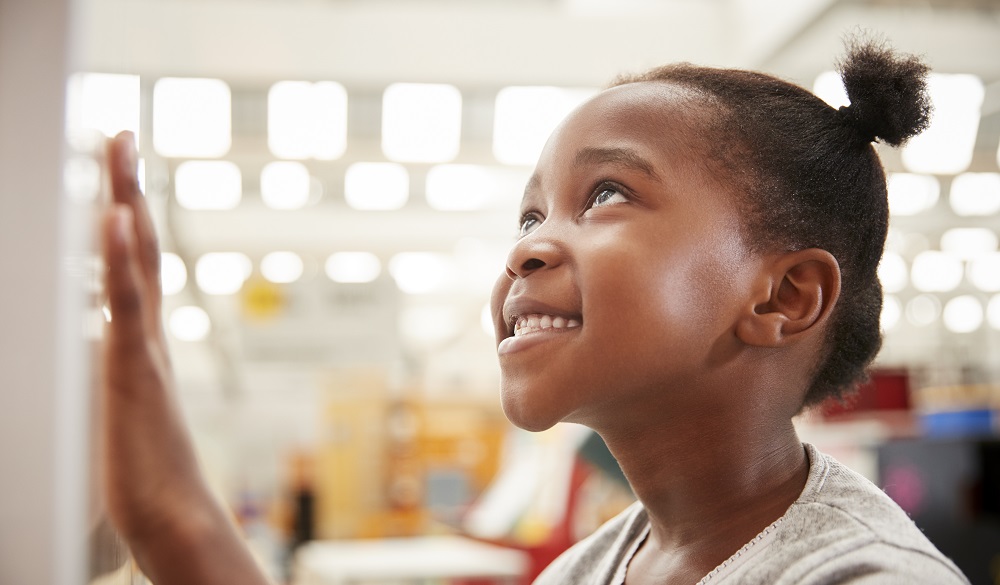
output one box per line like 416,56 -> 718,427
612,38 -> 932,407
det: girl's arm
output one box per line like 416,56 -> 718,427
100,132 -> 272,585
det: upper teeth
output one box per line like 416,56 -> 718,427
513,313 -> 581,336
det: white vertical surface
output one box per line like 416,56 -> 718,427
0,0 -> 89,584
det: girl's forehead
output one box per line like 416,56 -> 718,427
570,81 -> 710,141
530,81 -> 716,188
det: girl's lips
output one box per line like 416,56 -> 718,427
512,313 -> 582,337
497,319 -> 582,355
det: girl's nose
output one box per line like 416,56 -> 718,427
504,231 -> 564,280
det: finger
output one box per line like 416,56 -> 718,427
106,132 -> 162,310
102,204 -> 151,354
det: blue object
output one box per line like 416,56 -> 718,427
920,409 -> 994,437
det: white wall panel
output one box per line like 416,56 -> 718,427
0,0 -> 91,584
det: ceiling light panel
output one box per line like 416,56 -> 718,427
382,83 -> 462,163
969,253 -> 1000,292
195,252 -> 252,295
940,228 -> 997,260
911,251 -> 962,292
877,252 -> 908,293
950,173 -> 1000,216
425,164 -> 528,211
268,81 -> 347,160
943,295 -> 983,333
175,161 -> 242,210
388,252 -> 454,295
325,252 -> 382,284
161,252 -> 187,296
901,73 -> 984,175
344,162 -> 409,210
260,252 -> 304,284
65,72 -> 140,152
881,295 -> 902,331
988,295 -> 1000,330
260,161 -> 311,210
887,173 -> 939,216
906,295 -> 941,327
493,86 -> 596,166
812,71 -> 848,109
153,77 -> 232,158
169,306 -> 211,342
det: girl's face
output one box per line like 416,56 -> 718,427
489,82 -> 764,433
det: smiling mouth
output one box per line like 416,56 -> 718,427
512,313 -> 582,337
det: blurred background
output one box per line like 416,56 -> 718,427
2,0 -> 1000,583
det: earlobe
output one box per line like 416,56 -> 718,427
735,249 -> 841,348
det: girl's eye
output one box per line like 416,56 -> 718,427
519,214 -> 541,237
591,186 -> 627,209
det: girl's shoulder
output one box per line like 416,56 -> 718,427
732,443 -> 970,584
532,501 -> 647,585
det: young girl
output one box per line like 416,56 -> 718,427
100,39 -> 970,584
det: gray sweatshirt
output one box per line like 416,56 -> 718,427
533,443 -> 969,584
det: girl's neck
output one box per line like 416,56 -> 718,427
599,414 -> 808,564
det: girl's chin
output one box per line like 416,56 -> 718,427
499,390 -> 564,433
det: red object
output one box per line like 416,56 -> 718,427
459,457 -> 592,585
820,368 -> 911,418
518,458 -> 592,583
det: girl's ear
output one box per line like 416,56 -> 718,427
735,248 -> 841,348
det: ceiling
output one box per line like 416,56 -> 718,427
78,0 -> 1000,84
72,0 -> 1000,394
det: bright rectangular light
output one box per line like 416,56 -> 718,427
260,251 -> 304,284
160,252 -> 187,295
389,252 -> 453,294
940,228 -> 997,260
812,71 -> 848,109
344,162 -> 408,210
195,252 -> 252,295
382,83 -> 462,163
175,161 -> 242,210
902,73 -> 984,175
268,81 -> 347,160
989,295 -> 1000,330
950,173 -> 1000,216
169,306 -> 211,341
970,253 -> 1000,292
153,77 -> 231,158
260,161 -> 311,210
325,252 -> 381,283
881,295 -> 902,331
493,86 -> 596,166
911,250 -> 962,292
887,173 -> 939,216
877,252 -> 908,293
425,165 -> 528,211
943,295 -> 983,333
65,72 -> 140,152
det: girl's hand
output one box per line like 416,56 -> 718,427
100,132 -> 270,584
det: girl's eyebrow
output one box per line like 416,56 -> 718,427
524,173 -> 542,197
521,146 -> 661,203
573,146 -> 662,182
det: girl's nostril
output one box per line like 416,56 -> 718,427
522,258 -> 545,271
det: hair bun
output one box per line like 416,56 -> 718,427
836,38 -> 932,147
